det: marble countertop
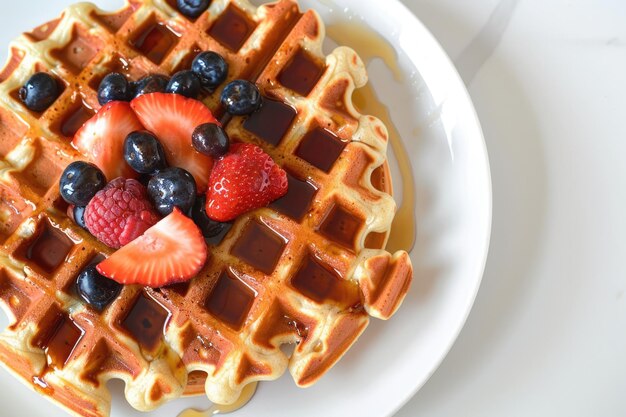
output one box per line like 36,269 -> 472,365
396,0 -> 626,416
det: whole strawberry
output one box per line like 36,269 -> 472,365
85,177 -> 160,248
206,143 -> 288,222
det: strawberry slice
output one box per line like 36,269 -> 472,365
71,101 -> 143,180
96,208 -> 207,287
131,93 -> 219,192
206,143 -> 288,222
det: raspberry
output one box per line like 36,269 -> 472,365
85,177 -> 160,248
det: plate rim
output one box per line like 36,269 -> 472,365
376,1 -> 492,414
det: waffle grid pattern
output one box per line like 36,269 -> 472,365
0,1 -> 413,416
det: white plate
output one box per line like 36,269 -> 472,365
0,1 -> 491,416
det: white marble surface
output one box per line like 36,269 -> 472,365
396,0 -> 626,416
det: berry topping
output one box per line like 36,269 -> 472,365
97,72 -> 132,105
67,204 -> 88,229
76,265 -> 122,311
132,74 -> 169,98
177,0 -> 211,18
85,177 -> 160,249
131,93 -> 219,191
220,79 -> 261,115
148,167 -> 197,216
206,143 -> 288,222
59,161 -> 106,206
72,101 -> 144,180
19,72 -> 60,112
192,123 -> 229,158
124,130 -> 168,174
191,194 -> 227,238
191,51 -> 228,89
166,70 -> 201,98
96,208 -> 207,287
72,205 -> 87,229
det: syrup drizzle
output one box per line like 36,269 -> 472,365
178,382 -> 258,417
327,21 -> 416,253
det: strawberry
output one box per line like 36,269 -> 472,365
205,143 -> 288,222
96,208 -> 207,287
130,93 -> 219,192
71,101 -> 143,180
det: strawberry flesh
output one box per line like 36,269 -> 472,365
206,143 -> 288,222
96,208 -> 207,287
71,101 -> 143,180
131,93 -> 219,192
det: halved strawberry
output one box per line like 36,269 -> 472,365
130,93 -> 219,192
71,101 -> 143,180
96,208 -> 207,287
206,143 -> 288,222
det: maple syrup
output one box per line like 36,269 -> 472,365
131,20 -> 180,65
231,220 -> 287,275
25,221 -> 74,274
295,127 -> 346,173
243,97 -> 297,146
59,100 -> 94,137
270,172 -> 318,221
354,84 -> 415,253
318,203 -> 363,251
290,252 -> 359,305
326,22 -> 404,83
178,381 -> 258,417
205,270 -> 256,331
119,292 -> 169,353
208,5 -> 257,52
30,312 -> 84,394
278,48 -> 326,96
38,314 -> 84,368
327,21 -> 416,252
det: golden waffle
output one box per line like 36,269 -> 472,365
0,1 -> 413,416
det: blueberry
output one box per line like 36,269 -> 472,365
220,80 -> 261,115
73,205 -> 87,229
97,72 -> 132,105
76,265 -> 122,311
191,51 -> 228,89
137,173 -> 152,186
192,123 -> 229,157
190,194 -> 227,238
19,72 -> 60,112
132,74 -> 169,98
177,0 -> 211,18
166,70 -> 201,98
124,130 -> 168,174
148,167 -> 197,216
59,161 -> 106,206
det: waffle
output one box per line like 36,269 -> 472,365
0,1 -> 413,416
